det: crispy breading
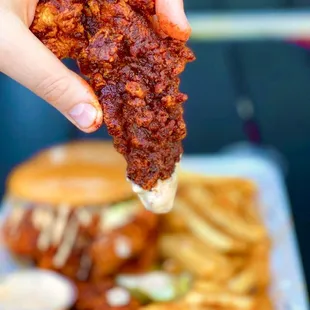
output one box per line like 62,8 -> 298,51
31,0 -> 195,190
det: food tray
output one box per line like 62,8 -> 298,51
0,155 -> 308,309
181,155 -> 309,310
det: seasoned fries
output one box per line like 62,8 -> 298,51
185,290 -> 254,310
182,187 -> 266,243
156,172 -> 272,310
173,198 -> 248,252
159,234 -> 235,280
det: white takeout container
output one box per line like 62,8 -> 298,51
0,155 -> 308,310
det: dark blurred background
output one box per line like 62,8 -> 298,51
1,0 -> 310,286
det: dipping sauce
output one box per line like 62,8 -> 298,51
130,172 -> 178,214
0,270 -> 76,310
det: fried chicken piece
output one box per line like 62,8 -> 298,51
2,209 -> 39,257
74,280 -> 140,310
90,208 -> 158,280
2,204 -> 158,281
30,0 -> 195,192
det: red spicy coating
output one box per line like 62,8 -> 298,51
31,0 -> 195,190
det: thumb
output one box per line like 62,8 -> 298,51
156,0 -> 191,41
0,10 -> 103,133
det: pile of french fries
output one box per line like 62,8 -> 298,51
143,172 -> 273,310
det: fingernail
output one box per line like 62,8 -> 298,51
68,103 -> 97,129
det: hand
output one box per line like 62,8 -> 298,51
0,0 -> 102,133
0,0 -> 191,133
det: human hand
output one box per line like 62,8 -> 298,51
0,0 -> 102,133
0,0 -> 191,133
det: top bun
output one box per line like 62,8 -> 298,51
7,140 -> 133,207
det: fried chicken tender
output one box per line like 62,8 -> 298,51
31,0 -> 195,190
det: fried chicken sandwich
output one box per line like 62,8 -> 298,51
1,140 -> 159,282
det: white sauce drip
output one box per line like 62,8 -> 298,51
106,287 -> 130,307
32,207 -> 55,251
130,172 -> 178,214
8,207 -> 25,232
76,209 -> 93,227
52,205 -> 70,246
53,217 -> 78,268
31,206 -> 92,270
114,236 -> 132,259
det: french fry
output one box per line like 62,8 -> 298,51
194,280 -> 265,310
185,290 -> 254,310
193,279 -> 222,292
228,255 -> 248,273
249,243 -> 271,289
253,294 -> 273,310
228,263 -> 258,294
242,201 -> 265,226
179,172 -> 258,215
183,186 -> 266,243
174,198 -> 247,253
179,172 -> 256,191
139,302 -> 206,310
179,173 -> 256,202
162,258 -> 184,274
159,234 -> 235,280
157,172 -> 272,310
160,210 -> 189,233
227,243 -> 270,294
139,303 -> 188,310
